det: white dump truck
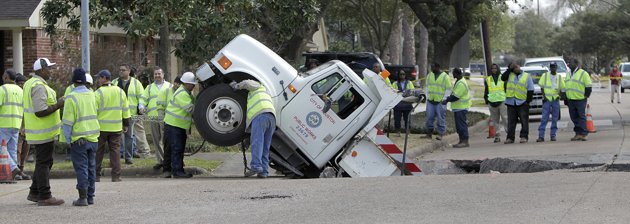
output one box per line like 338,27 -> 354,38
193,34 -> 423,178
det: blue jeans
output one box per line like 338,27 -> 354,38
165,124 -> 187,175
568,99 -> 588,135
250,113 -> 276,176
454,110 -> 469,140
71,141 -> 97,199
0,128 -> 19,171
120,119 -> 136,160
538,100 -> 560,138
425,103 -> 446,135
394,109 -> 411,130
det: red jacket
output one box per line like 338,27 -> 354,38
610,70 -> 622,85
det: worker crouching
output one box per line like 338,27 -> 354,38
62,68 -> 100,206
164,72 -> 197,178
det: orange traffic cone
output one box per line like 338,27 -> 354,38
487,119 -> 496,139
0,139 -> 16,184
586,104 -> 596,133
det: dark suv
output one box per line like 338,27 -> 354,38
302,52 -> 386,78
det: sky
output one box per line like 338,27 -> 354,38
506,0 -> 573,24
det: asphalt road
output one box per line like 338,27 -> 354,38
2,172 -> 630,224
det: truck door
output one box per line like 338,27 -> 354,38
281,69 -> 370,163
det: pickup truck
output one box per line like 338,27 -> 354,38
192,34 -> 424,177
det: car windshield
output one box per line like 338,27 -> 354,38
523,70 -> 547,83
525,60 -> 568,73
622,65 -> 630,72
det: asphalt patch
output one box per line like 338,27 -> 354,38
245,195 -> 293,200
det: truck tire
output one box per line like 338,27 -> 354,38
193,84 -> 247,146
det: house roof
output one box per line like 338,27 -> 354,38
0,0 -> 41,20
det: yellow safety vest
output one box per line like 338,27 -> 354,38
451,79 -> 471,110
95,84 -> 131,132
391,80 -> 414,91
112,77 -> 144,115
63,90 -> 100,143
565,69 -> 592,100
23,76 -> 61,144
486,75 -> 506,103
246,86 -> 275,127
164,86 -> 194,130
0,84 -> 23,129
142,81 -> 172,117
539,72 -> 565,101
506,72 -> 529,100
426,72 -> 452,102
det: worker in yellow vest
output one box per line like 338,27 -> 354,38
160,75 -> 181,178
231,79 -> 276,178
94,70 -> 130,182
62,68 -> 100,206
484,64 -> 508,143
112,64 -> 145,164
164,72 -> 197,178
565,58 -> 593,141
0,69 -> 29,180
501,63 -> 535,144
139,67 -> 172,170
442,68 -> 471,148
391,70 -> 414,136
424,63 -> 452,140
24,58 -> 65,206
537,63 -> 565,142
15,74 -> 31,177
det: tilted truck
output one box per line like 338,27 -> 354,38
193,34 -> 423,178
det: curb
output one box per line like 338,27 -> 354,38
408,119 -> 488,160
25,167 -> 209,179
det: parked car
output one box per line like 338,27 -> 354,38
524,56 -> 569,79
520,66 -> 547,116
619,63 -> 630,92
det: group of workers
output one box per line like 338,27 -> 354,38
0,58 -> 207,206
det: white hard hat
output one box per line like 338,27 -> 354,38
85,73 -> 93,84
33,58 -> 56,71
181,72 -> 197,85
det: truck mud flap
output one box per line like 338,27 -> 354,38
270,151 -> 304,177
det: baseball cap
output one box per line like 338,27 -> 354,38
33,58 -> 56,71
96,69 -> 112,80
72,68 -> 87,84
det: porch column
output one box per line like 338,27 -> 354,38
12,28 -> 23,74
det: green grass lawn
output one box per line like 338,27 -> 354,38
468,80 -> 486,107
23,157 -> 222,172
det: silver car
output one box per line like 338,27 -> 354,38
620,63 -> 630,92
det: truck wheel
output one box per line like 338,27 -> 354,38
193,83 -> 247,146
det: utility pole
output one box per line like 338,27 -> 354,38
537,0 -> 540,16
81,0 -> 90,72
480,20 -> 492,77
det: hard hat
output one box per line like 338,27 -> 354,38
86,73 -> 93,84
181,72 -> 197,85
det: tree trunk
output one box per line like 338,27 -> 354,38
417,22 -> 428,86
433,41 -> 453,70
158,16 -> 171,81
388,8 -> 403,65
402,11 -> 415,66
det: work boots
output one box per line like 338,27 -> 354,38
73,189 -> 88,206
435,134 -> 443,141
453,139 -> 469,148
422,133 -> 432,139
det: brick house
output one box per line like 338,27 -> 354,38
0,0 -> 182,87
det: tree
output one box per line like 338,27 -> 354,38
403,0 -> 512,68
41,0 -> 330,70
513,10 -> 555,58
469,11 -> 515,60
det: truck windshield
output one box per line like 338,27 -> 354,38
622,65 -> 630,72
300,61 -> 337,78
525,61 -> 568,73
523,70 -> 548,83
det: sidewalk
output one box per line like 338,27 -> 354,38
416,89 -> 628,171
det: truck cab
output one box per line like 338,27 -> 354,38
193,34 -> 410,177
